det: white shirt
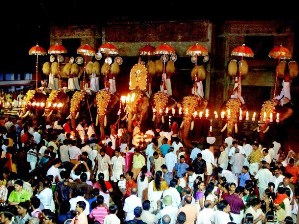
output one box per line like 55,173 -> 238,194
190,147 -> 201,161
165,152 -> 177,172
46,165 -> 62,183
110,156 -> 125,174
211,210 -> 231,224
123,194 -> 142,221
172,141 -> 183,154
33,131 -> 41,144
68,145 -> 82,160
162,187 -> 181,208
103,214 -> 120,224
36,187 -> 54,212
69,196 -> 90,215
196,207 -> 216,224
156,205 -> 178,224
59,144 -> 70,162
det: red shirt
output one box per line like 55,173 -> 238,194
125,179 -> 137,196
285,164 -> 299,184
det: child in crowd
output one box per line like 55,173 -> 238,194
118,174 -> 126,193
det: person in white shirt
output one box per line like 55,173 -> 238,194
162,179 -> 181,208
69,187 -> 90,215
95,148 -> 111,181
59,139 -> 70,163
32,127 -> 41,144
196,200 -> 216,224
171,137 -> 183,155
123,188 -> 142,221
218,144 -> 228,170
255,161 -> 273,199
46,158 -> 63,184
190,146 -> 202,162
272,166 -> 285,192
36,179 -> 55,212
164,147 -> 177,173
68,139 -> 82,165
145,139 -> 157,171
210,199 -> 232,224
109,149 -> 125,182
262,148 -> 272,164
103,204 -> 120,224
156,195 -> 178,224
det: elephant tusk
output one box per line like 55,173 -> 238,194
235,123 -> 238,133
75,112 -> 79,119
22,110 -> 30,118
95,114 -> 98,126
263,126 -> 269,133
162,116 -> 165,124
180,121 -> 184,128
152,115 -> 155,122
221,123 -> 227,132
190,120 -> 194,130
121,114 -> 127,121
66,114 -> 71,119
132,114 -> 136,121
47,110 -> 53,117
104,115 -> 107,127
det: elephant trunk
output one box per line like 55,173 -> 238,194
98,115 -> 106,140
127,113 -> 133,133
181,118 -> 194,148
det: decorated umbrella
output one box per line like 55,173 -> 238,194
186,43 -> 209,98
231,44 -> 254,58
269,44 -> 292,97
98,43 -> 119,55
48,43 -> 67,89
29,44 -> 46,89
77,44 -> 96,88
139,44 -> 156,56
154,43 -> 177,95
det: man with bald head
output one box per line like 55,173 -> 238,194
178,195 -> 198,224
161,214 -> 171,224
196,200 -> 216,224
123,187 -> 142,222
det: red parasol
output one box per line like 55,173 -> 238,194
231,44 -> 254,58
48,43 -> 67,55
139,44 -> 156,56
269,44 -> 292,97
98,43 -> 119,55
186,43 -> 209,56
77,44 -> 96,56
29,44 -> 47,89
154,43 -> 175,55
268,44 -> 292,60
77,44 -> 96,89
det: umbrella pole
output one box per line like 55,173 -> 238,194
83,55 -> 87,90
273,57 -> 280,98
35,55 -> 39,89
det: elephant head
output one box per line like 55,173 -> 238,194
180,95 -> 208,148
151,91 -> 177,130
95,89 -> 120,140
220,98 -> 242,136
68,90 -> 90,129
19,90 -> 48,122
44,90 -> 70,122
123,89 -> 150,133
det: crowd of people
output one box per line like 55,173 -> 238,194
0,113 -> 298,224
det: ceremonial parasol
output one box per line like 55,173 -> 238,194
231,44 -> 254,58
139,44 -> 156,56
230,44 -> 254,101
98,43 -> 119,55
48,43 -> 67,88
269,44 -> 292,97
186,43 -> 209,65
154,43 -> 175,55
29,44 -> 46,89
77,44 -> 96,88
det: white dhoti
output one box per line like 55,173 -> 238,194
90,74 -> 99,92
249,162 -> 259,175
74,77 -> 80,90
109,78 -> 116,94
68,78 -> 75,90
206,162 -> 213,175
111,170 -> 123,182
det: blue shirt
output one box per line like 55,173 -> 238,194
174,162 -> 189,178
239,172 -> 250,187
160,144 -> 171,156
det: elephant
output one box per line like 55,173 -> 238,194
151,91 -> 177,131
220,98 -> 243,137
95,89 -> 120,140
122,89 -> 150,133
68,90 -> 94,130
43,89 -> 70,122
179,95 -> 208,148
254,99 -> 294,146
19,90 -> 48,124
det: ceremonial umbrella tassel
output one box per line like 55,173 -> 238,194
268,44 -> 292,97
29,44 -> 47,89
48,43 -> 67,89
77,44 -> 96,89
186,43 -> 209,98
230,44 -> 254,100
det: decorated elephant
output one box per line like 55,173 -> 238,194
67,90 -> 96,130
122,89 -> 150,133
19,89 -> 48,123
95,89 -> 120,140
151,91 -> 177,131
179,95 -> 208,148
43,89 -> 70,122
220,98 -> 243,136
